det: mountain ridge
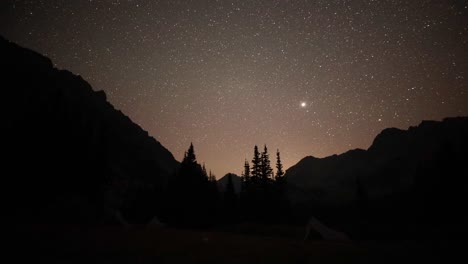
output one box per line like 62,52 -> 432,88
285,116 -> 468,205
1,36 -> 179,224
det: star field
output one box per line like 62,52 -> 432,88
1,0 -> 467,177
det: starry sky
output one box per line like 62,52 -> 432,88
1,0 -> 467,178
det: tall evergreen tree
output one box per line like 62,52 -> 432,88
208,170 -> 216,182
272,149 -> 290,223
251,145 -> 261,181
202,163 -> 208,179
260,145 -> 273,181
184,142 -> 196,164
243,159 -> 250,179
275,149 -> 284,181
207,170 -> 220,218
165,143 -> 218,227
241,159 -> 250,191
178,143 -> 205,184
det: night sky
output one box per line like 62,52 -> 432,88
1,0 -> 467,177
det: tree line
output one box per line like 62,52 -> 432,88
160,143 -> 290,227
239,145 -> 289,223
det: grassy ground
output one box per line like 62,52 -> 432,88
11,224 -> 449,263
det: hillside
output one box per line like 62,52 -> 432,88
1,36 -> 179,224
284,117 -> 468,238
285,117 -> 468,205
217,173 -> 242,193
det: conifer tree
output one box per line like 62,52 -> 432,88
178,142 -> 205,184
184,142 -> 196,164
167,143 -> 217,227
251,145 -> 261,181
241,159 -> 250,192
208,170 -> 216,182
275,149 -> 284,181
260,145 -> 273,182
202,163 -> 208,179
207,170 -> 220,214
244,159 -> 250,179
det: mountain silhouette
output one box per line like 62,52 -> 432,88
217,173 -> 241,193
285,117 -> 468,238
1,36 -> 179,224
286,117 -> 468,204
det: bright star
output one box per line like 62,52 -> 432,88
301,102 -> 307,108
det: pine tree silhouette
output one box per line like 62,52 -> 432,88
166,143 -> 217,227
208,170 -> 216,182
275,149 -> 284,181
260,145 -> 273,182
240,145 -> 290,223
251,145 -> 261,182
202,163 -> 208,179
241,159 -> 250,192
207,170 -> 220,219
185,142 -> 196,164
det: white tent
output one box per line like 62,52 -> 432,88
304,216 -> 350,241
148,216 -> 165,227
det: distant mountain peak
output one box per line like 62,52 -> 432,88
285,116 -> 468,206
217,173 -> 241,193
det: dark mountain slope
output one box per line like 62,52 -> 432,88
285,117 -> 468,205
1,36 -> 179,224
285,148 -> 369,205
217,173 -> 242,193
285,117 -> 468,238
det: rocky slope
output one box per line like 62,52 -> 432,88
1,36 -> 179,224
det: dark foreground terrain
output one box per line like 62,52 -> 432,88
11,225 -> 457,263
